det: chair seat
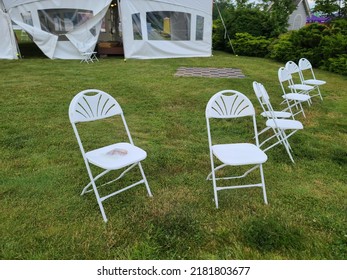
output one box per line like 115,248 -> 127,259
86,142 -> 147,170
282,93 -> 311,102
261,111 -> 292,118
303,79 -> 326,86
266,119 -> 303,130
288,84 -> 314,91
212,143 -> 267,166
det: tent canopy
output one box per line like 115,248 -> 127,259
1,0 -> 213,60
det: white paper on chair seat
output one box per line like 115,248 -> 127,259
86,142 -> 147,170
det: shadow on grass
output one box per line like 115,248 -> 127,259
241,216 -> 305,253
147,211 -> 204,259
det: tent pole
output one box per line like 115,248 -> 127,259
214,0 -> 236,55
117,0 -> 122,39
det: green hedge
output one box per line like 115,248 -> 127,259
233,33 -> 273,57
213,19 -> 347,76
268,22 -> 347,75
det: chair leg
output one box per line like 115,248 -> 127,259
279,130 -> 295,163
93,183 -> 108,223
88,178 -> 108,222
85,164 -> 108,222
299,102 -> 306,118
213,182 -> 219,209
259,164 -> 268,204
285,99 -> 295,118
138,162 -> 153,197
317,86 -> 323,100
210,156 -> 219,208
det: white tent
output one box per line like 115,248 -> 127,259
120,0 -> 213,59
1,0 -> 111,59
1,0 -> 212,60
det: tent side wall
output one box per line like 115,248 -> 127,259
4,0 -> 111,59
120,0 -> 213,59
0,9 -> 18,59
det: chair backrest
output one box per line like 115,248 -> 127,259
285,61 -> 300,75
278,67 -> 297,94
253,81 -> 270,104
69,89 -> 123,124
298,58 -> 312,71
69,89 -> 133,155
206,90 -> 255,119
206,90 -> 260,146
253,81 -> 270,101
299,58 -> 316,79
252,81 -> 277,120
278,67 -> 292,83
286,60 -> 306,84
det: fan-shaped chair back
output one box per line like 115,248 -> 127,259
252,81 -> 273,117
206,90 -> 255,119
298,58 -> 313,71
69,89 -> 123,123
278,67 -> 292,83
285,61 -> 301,75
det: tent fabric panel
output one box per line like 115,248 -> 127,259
0,9 -> 18,59
5,0 -> 111,59
126,40 -> 211,60
121,0 -> 212,59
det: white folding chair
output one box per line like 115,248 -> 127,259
299,58 -> 326,101
252,82 -> 293,120
278,67 -> 311,118
253,82 -> 303,163
206,90 -> 268,208
252,80 -> 292,139
69,89 -> 153,222
285,61 -> 314,105
80,49 -> 99,64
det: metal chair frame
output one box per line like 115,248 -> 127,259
206,90 -> 268,208
285,61 -> 314,105
278,67 -> 312,118
80,50 -> 99,63
253,82 -> 303,163
69,89 -> 152,222
298,58 -> 326,101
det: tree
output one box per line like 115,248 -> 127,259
314,0 -> 343,17
213,0 -> 235,20
261,0 -> 296,37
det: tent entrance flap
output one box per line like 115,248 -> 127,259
2,0 -> 112,59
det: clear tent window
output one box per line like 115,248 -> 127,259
131,11 -> 207,41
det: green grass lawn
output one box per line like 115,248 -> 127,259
0,51 -> 346,260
